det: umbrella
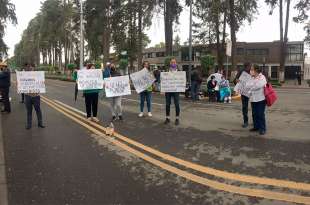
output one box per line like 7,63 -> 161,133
74,83 -> 78,101
207,73 -> 223,83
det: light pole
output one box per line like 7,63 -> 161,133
188,0 -> 193,85
79,0 -> 84,70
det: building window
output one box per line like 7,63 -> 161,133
173,51 -> 179,57
156,52 -> 165,57
237,48 -> 244,55
286,44 -> 303,62
246,48 -> 269,56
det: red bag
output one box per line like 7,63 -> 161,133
264,83 -> 277,107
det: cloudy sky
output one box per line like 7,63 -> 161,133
3,0 -> 309,57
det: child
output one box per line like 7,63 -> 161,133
219,76 -> 232,103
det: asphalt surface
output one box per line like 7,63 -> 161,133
1,78 -> 310,205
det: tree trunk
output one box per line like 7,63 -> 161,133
278,0 -> 291,82
164,0 -> 173,56
221,8 -> 227,69
102,0 -> 111,64
215,7 -> 223,70
137,0 -> 143,71
229,0 -> 237,80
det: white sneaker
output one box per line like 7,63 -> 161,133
148,112 -> 152,117
92,117 -> 100,123
87,117 -> 92,121
138,113 -> 144,117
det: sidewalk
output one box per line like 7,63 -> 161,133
0,113 -> 8,205
280,80 -> 310,89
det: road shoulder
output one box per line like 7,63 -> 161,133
0,113 -> 8,205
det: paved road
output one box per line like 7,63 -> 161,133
1,78 -> 310,205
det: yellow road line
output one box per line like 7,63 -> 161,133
41,97 -> 310,204
46,96 -> 310,192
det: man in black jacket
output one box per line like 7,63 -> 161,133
0,65 -> 11,113
234,62 -> 251,128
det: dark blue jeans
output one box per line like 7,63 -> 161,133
191,81 -> 199,101
241,95 -> 249,124
251,100 -> 266,132
165,93 -> 180,117
25,95 -> 43,127
140,91 -> 152,112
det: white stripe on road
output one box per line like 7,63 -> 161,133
54,100 -> 87,117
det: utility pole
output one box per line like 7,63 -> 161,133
79,0 -> 84,70
188,0 -> 193,85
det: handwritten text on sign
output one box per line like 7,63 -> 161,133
234,71 -> 253,97
160,71 -> 186,93
130,68 -> 155,93
77,69 -> 103,90
16,71 -> 46,94
104,75 -> 131,97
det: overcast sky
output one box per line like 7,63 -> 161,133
3,0 -> 309,57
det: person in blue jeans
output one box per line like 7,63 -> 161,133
164,58 -> 181,126
246,64 -> 267,135
138,61 -> 153,117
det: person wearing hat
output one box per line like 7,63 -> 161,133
0,64 -> 11,113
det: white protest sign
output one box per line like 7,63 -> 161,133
77,69 -> 103,90
130,68 -> 155,93
160,71 -> 186,93
104,75 -> 131,97
207,72 -> 223,83
16,71 -> 46,94
234,71 -> 253,97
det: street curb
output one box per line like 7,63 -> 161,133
0,113 -> 8,205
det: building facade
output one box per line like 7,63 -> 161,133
142,41 -> 305,80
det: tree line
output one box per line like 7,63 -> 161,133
1,0 -> 310,81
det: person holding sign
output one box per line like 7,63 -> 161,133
104,64 -> 124,122
21,64 -> 45,130
234,62 -> 252,128
138,61 -> 153,117
164,58 -> 181,126
73,64 -> 101,122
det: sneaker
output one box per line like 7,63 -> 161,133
250,128 -> 259,132
148,112 -> 152,117
87,117 -> 92,121
112,116 -> 117,122
164,118 -> 170,124
175,119 -> 180,126
92,117 -> 100,123
259,130 -> 266,135
138,113 -> 144,117
118,116 -> 123,121
242,123 -> 248,128
38,124 -> 45,128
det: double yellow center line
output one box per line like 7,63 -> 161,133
41,96 -> 310,204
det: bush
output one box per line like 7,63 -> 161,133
200,55 -> 215,77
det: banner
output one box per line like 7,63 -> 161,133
104,75 -> 131,97
77,69 -> 103,90
234,71 -> 253,97
160,71 -> 186,93
16,71 -> 46,94
130,68 -> 155,93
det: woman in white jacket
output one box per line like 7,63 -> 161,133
246,64 -> 267,135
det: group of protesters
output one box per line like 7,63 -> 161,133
73,58 -> 182,126
1,58 -> 268,135
74,59 -> 267,134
